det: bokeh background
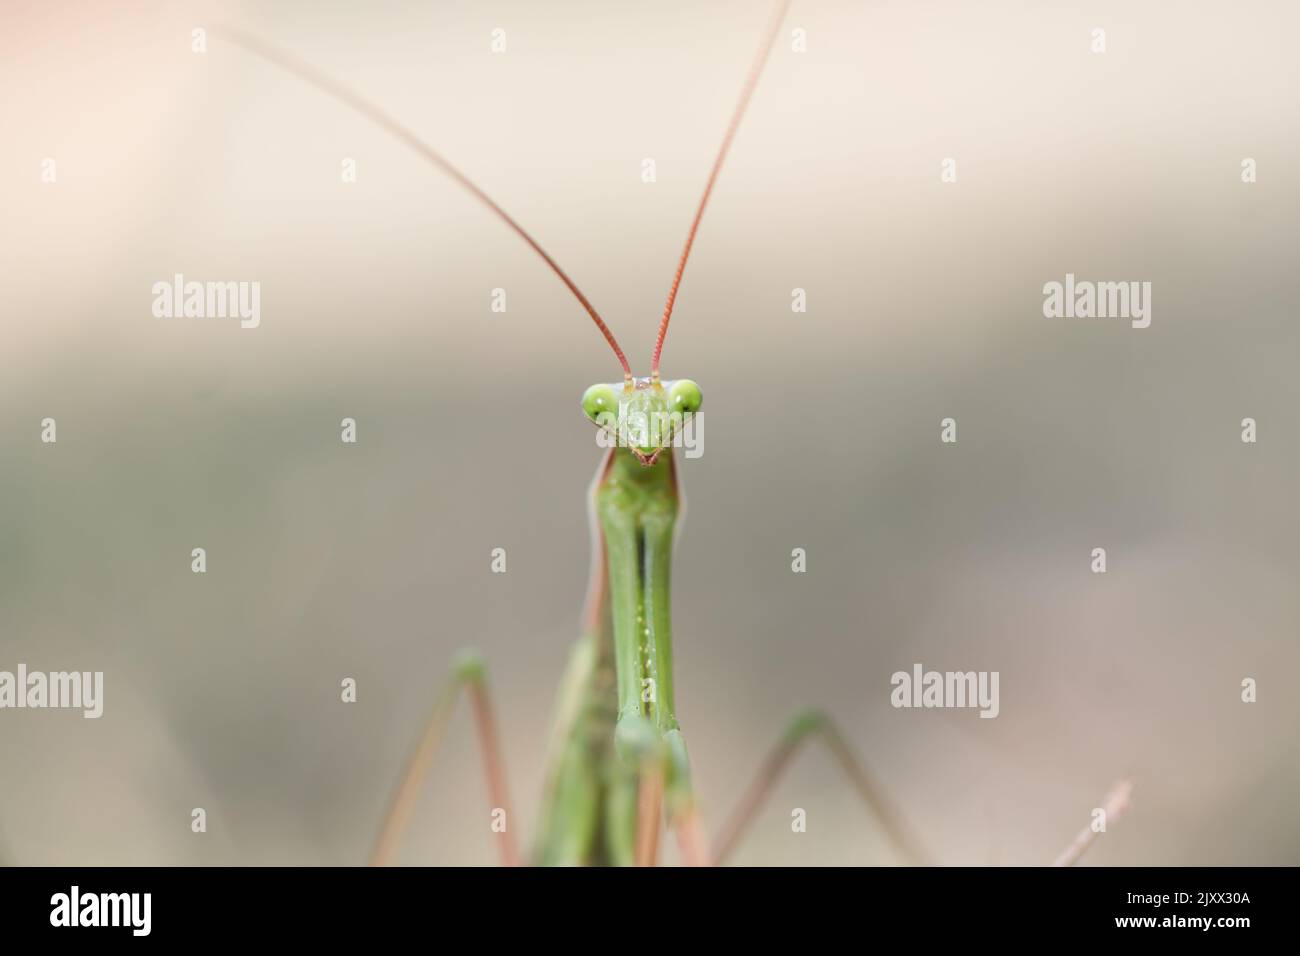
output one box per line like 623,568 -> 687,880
2,0 -> 1297,865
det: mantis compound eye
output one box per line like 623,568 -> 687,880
667,379 -> 703,416
581,383 -> 621,423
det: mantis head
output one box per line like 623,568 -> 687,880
582,377 -> 702,466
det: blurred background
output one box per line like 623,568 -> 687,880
1,0 -> 1297,865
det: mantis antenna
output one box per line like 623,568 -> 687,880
211,23 -> 634,383
649,0 -> 793,382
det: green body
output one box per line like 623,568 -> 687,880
533,445 -> 690,866
214,6 -> 801,868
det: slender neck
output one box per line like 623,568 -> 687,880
595,450 -> 680,760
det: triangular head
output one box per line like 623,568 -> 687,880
581,377 -> 702,466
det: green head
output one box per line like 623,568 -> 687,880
581,377 -> 702,465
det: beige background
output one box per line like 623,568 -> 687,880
1,0 -> 1297,865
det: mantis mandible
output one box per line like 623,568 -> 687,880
215,3 -> 1123,866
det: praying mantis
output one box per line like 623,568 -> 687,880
215,1 -> 1126,867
